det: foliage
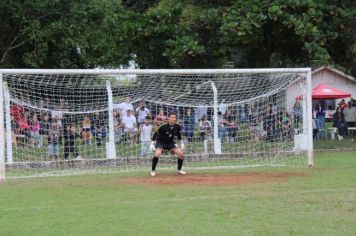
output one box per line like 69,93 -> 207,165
0,0 -> 355,76
0,0 -> 130,68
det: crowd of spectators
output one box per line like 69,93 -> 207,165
9,96 -> 309,160
312,98 -> 356,140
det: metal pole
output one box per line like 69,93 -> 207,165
211,81 -> 221,154
106,81 -> 116,159
0,73 -> 5,181
306,69 -> 314,166
4,83 -> 12,164
0,68 -> 311,75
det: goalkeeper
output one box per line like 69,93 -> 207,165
150,112 -> 186,177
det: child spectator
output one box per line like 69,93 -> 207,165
113,111 -> 123,144
140,116 -> 153,157
248,112 -> 262,142
30,114 -> 42,147
81,115 -> 92,145
40,113 -> 51,136
63,124 -> 81,160
199,115 -> 212,141
225,109 -> 238,143
47,121 -> 60,160
91,111 -> 107,146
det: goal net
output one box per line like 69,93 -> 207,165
0,69 -> 313,179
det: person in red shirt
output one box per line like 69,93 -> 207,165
11,104 -> 24,122
339,99 -> 348,110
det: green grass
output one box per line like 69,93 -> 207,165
1,151 -> 356,235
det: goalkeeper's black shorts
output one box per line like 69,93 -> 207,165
155,141 -> 177,151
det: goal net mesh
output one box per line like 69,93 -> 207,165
1,70 -> 309,178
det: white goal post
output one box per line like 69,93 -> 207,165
0,68 -> 313,180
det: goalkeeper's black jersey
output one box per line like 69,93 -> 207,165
152,123 -> 182,144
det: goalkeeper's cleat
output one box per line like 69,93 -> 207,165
177,170 -> 186,175
150,171 -> 156,177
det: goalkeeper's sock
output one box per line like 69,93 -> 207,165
152,156 -> 159,171
177,158 -> 184,170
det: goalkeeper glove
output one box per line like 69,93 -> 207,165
150,141 -> 156,152
180,140 -> 185,150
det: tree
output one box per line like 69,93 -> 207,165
1,0 -> 355,77
0,0 -> 130,68
127,0 -> 355,76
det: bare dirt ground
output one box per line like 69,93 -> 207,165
125,172 -> 306,186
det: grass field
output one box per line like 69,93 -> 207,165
1,151 -> 355,236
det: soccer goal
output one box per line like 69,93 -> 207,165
0,68 -> 313,180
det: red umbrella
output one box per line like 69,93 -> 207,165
296,84 -> 351,100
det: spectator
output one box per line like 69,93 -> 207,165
63,124 -> 81,160
47,121 -> 60,160
196,105 -> 208,122
11,115 -> 19,149
40,113 -> 51,136
219,99 -> 227,116
18,112 -> 30,146
344,102 -> 356,136
315,104 -> 325,119
248,112 -> 262,142
182,108 -> 195,142
238,105 -> 246,123
91,111 -> 107,146
11,103 -> 24,122
154,110 -> 167,129
333,107 -> 346,140
122,109 -> 137,145
30,114 -> 42,147
51,98 -> 66,129
136,100 -> 150,125
218,111 -> 227,141
37,99 -> 48,121
263,105 -> 276,142
81,115 -> 92,145
339,99 -> 348,111
281,112 -> 292,138
115,97 -> 134,120
225,109 -> 238,143
113,111 -> 123,144
293,100 -> 302,129
140,116 -> 153,157
199,115 -> 212,141
312,118 -> 319,140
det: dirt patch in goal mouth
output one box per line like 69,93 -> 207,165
125,172 -> 306,186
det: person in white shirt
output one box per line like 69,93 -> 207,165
114,97 -> 134,120
199,115 -> 212,141
51,98 -> 68,129
196,105 -> 207,122
121,109 -> 137,144
51,110 -> 64,129
140,116 -> 153,157
136,100 -> 150,124
219,99 -> 227,116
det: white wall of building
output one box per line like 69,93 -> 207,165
286,67 -> 356,113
